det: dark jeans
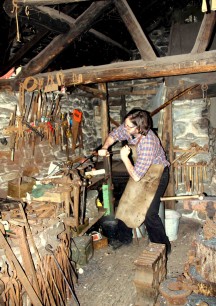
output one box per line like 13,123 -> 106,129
117,166 -> 171,253
144,166 -> 171,252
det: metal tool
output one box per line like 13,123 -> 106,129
45,244 -> 80,306
80,177 -> 88,225
161,194 -> 204,201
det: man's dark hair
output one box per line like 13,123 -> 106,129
125,109 -> 152,136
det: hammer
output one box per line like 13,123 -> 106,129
45,244 -> 80,306
160,194 -> 204,201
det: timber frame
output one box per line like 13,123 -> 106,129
1,1 -> 216,205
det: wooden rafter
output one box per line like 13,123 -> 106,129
15,0 -> 104,5
114,0 -> 156,60
1,50 -> 216,91
20,6 -> 71,33
1,3 -> 130,77
0,27 -> 47,77
15,0 -> 113,79
191,11 -> 216,54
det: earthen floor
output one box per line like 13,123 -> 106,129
74,217 -> 216,306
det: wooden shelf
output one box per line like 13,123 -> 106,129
78,209 -> 106,236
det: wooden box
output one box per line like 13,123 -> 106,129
8,177 -> 35,199
93,236 -> 108,250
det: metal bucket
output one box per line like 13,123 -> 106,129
99,215 -> 118,242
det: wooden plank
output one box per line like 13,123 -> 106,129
191,11 -> 216,54
78,209 -> 106,236
114,0 -> 156,60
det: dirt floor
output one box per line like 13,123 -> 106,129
74,216 -> 216,306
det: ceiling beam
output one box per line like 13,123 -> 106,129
191,11 -> 216,54
1,3 -> 130,77
15,0 -> 104,5
1,50 -> 216,91
15,0 -> 113,79
114,0 -> 156,60
0,27 -> 47,77
20,6 -> 71,33
34,5 -> 131,54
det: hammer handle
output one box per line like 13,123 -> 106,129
161,194 -> 204,201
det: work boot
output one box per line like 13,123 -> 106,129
111,239 -> 132,250
111,240 -> 124,250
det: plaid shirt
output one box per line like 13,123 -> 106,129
109,124 -> 170,179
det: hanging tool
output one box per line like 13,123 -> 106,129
80,177 -> 88,225
22,120 -> 44,140
72,109 -> 82,154
45,244 -> 80,306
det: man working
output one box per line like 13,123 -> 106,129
98,109 -> 171,254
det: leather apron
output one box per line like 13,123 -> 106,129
115,145 -> 164,228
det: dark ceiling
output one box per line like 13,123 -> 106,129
0,0 -> 203,77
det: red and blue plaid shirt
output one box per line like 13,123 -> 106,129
109,124 -> 170,179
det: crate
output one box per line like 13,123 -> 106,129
93,236 -> 108,250
8,177 -> 35,199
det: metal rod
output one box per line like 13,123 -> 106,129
45,244 -> 80,306
161,194 -> 204,201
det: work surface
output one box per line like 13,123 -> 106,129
74,217 -> 216,306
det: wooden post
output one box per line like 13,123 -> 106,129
161,93 -> 175,210
99,82 -> 114,215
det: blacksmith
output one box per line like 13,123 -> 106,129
98,109 -> 171,254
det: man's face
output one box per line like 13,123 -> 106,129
124,118 -> 139,136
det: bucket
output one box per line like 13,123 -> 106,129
99,215 -> 118,243
133,223 -> 146,239
165,209 -> 181,241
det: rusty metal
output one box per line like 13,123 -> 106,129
45,244 -> 80,306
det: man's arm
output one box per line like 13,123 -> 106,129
120,145 -> 140,182
98,135 -> 115,156
102,135 -> 115,150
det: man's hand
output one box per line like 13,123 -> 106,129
120,145 -> 131,161
98,149 -> 109,156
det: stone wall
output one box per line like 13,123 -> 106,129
1,81 -> 216,202
172,97 -> 215,196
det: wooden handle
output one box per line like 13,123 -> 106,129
161,194 -> 204,201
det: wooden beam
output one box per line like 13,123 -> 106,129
0,27 -> 47,77
114,0 -> 156,60
191,11 -> 216,54
1,4 -> 130,77
99,82 -> 114,215
19,6 -> 71,33
15,0 -> 113,79
15,0 -> 104,5
1,50 -> 216,91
